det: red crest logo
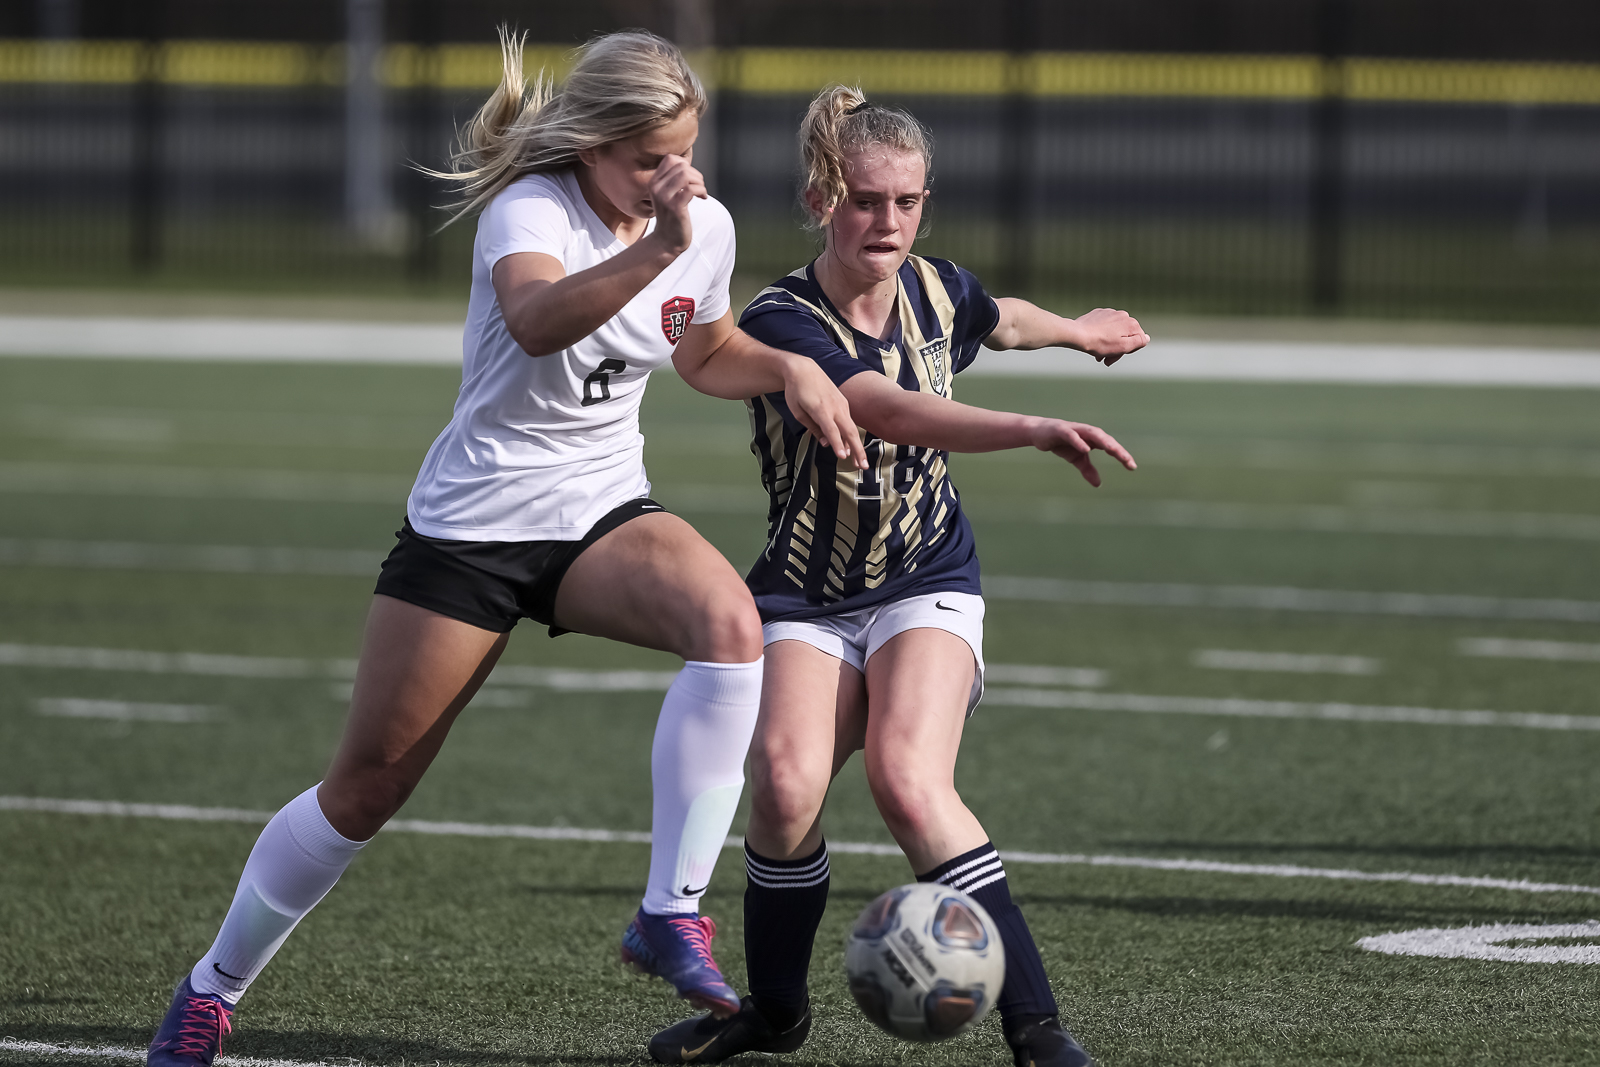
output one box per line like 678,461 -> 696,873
661,296 -> 695,346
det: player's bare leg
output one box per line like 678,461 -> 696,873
863,628 -> 1093,1067
556,512 -> 763,1017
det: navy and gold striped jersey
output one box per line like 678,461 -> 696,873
738,255 -> 1001,622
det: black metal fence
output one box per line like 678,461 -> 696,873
3,42 -> 1598,320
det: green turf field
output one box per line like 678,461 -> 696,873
1,355 -> 1598,1066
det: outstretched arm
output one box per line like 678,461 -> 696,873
983,297 -> 1149,366
841,371 -> 1135,487
673,311 -> 869,471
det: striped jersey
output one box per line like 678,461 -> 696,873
738,255 -> 1001,622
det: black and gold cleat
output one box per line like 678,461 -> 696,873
648,996 -> 810,1064
1007,1015 -> 1097,1067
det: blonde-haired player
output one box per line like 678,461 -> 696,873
145,34 -> 869,1067
649,86 -> 1146,1067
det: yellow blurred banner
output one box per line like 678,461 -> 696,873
2,40 -> 1599,105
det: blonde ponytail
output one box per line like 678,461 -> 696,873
433,28 -> 707,224
798,84 -> 934,230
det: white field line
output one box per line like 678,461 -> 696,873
984,575 -> 1600,623
0,462 -> 409,504
985,664 -> 1108,687
0,1036 -> 359,1067
6,642 -> 1594,730
1110,437 -> 1600,479
3,796 -> 1596,898
1008,497 -> 1600,541
654,485 -> 1600,542
0,316 -> 463,364
1357,921 -> 1600,965
34,698 -> 217,723
1460,637 -> 1600,662
0,538 -> 380,576
5,534 -> 1599,627
984,687 -> 1600,732
975,341 -> 1600,387
7,318 -> 1600,387
1193,649 -> 1381,675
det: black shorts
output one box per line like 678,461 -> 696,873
373,497 -> 669,635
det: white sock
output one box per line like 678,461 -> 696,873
640,658 -> 762,916
190,785 -> 368,1004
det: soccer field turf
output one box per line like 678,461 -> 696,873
1,356 -> 1597,1066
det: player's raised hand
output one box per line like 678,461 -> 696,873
782,359 -> 870,471
1031,419 -> 1137,487
648,153 -> 707,256
1072,307 -> 1149,366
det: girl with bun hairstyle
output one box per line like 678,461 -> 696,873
145,34 -> 869,1067
648,86 -> 1147,1067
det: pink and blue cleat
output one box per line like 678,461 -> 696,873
147,975 -> 233,1066
621,909 -> 742,1018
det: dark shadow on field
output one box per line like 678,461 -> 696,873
1109,838 -> 1600,864
2,1022 -> 636,1065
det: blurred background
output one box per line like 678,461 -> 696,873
3,0 -> 1598,321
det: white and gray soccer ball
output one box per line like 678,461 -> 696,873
844,882 -> 1006,1042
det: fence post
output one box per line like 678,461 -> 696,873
1000,0 -> 1037,297
346,0 -> 396,247
130,0 -> 164,273
405,0 -> 439,282
1310,0 -> 1349,314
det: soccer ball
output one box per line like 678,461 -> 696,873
844,882 -> 1005,1042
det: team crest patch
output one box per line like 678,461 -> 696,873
919,337 -> 950,394
661,296 -> 695,346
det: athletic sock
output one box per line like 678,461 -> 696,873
744,840 -> 830,1030
918,842 -> 1059,1027
189,785 -> 368,1005
640,658 -> 763,916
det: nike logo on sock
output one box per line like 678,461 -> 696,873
681,882 -> 710,895
935,600 -> 962,612
212,962 -> 247,982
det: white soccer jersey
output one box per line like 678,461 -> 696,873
407,169 -> 736,541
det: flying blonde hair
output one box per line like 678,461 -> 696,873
798,84 -> 935,231
433,28 -> 707,223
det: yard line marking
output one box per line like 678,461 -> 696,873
985,664 -> 1109,688
0,461 -> 410,504
1460,637 -> 1600,662
7,318 -> 1599,387
984,687 -> 1600,732
986,497 -> 1600,541
975,341 -> 1600,388
1357,922 -> 1600,965
34,698 -> 217,722
984,575 -> 1600,623
1193,649 -> 1380,675
0,1037 -> 361,1067
1111,437 -> 1600,480
4,796 -> 1597,898
0,643 -> 352,679
657,484 -> 1600,541
7,536 -> 1599,627
0,538 -> 380,576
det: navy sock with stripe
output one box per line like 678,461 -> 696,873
745,840 -> 830,1030
918,842 -> 1059,1028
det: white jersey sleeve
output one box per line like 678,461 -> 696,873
477,182 -> 574,272
690,198 -> 736,325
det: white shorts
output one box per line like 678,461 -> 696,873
761,591 -> 986,715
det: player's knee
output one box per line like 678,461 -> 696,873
322,762 -> 415,839
685,588 -> 763,663
752,758 -> 827,838
867,769 -> 942,842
